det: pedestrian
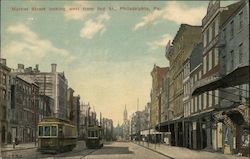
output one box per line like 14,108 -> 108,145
12,138 -> 15,149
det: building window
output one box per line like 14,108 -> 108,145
197,96 -> 199,111
199,95 -> 202,110
230,20 -> 234,38
208,91 -> 213,107
191,98 -> 193,113
215,90 -> 219,105
214,48 -> 219,66
3,73 -> 6,85
203,55 -> 207,74
188,101 -> 191,116
215,18 -> 219,36
208,51 -> 212,71
206,30 -> 209,45
198,71 -> 202,80
239,11 -> 243,30
230,50 -> 234,70
239,43 -> 243,64
194,98 -> 197,112
223,28 -> 226,41
209,27 -> 212,42
212,22 -> 215,39
3,90 -> 6,100
203,93 -> 207,109
204,33 -> 207,47
3,107 -> 6,120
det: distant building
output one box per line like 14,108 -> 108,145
113,123 -> 123,141
130,111 -> 143,141
103,118 -> 113,141
150,65 -> 168,128
140,104 -> 151,141
11,63 -> 68,119
38,95 -> 54,121
161,72 -> 170,123
67,88 -> 74,121
72,95 -> 80,137
122,105 -> 130,141
79,103 -> 90,139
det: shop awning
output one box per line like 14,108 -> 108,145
192,65 -> 249,96
155,117 -> 184,131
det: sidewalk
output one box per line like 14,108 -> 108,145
134,141 -> 249,159
1,140 -> 87,152
0,142 -> 37,152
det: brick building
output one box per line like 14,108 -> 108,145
0,58 -> 10,145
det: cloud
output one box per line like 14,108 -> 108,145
64,1 -> 110,40
64,1 -> 92,21
162,2 -> 206,25
134,2 -> 206,30
148,34 -> 172,50
80,12 -> 111,39
134,10 -> 162,30
3,23 -> 75,65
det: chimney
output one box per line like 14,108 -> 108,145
51,63 -> 57,73
0,58 -> 6,65
25,67 -> 32,73
18,64 -> 25,69
35,64 -> 39,71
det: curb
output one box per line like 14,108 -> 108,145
1,146 -> 37,152
133,142 -> 175,159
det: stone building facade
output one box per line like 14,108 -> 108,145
217,0 -> 249,155
165,24 -> 202,147
192,0 -> 245,152
9,74 -> 39,143
103,118 -> 114,141
191,0 -> 249,156
12,64 -> 68,119
72,95 -> 80,137
0,58 -> 10,145
79,103 -> 90,139
67,88 -> 74,121
150,65 -> 168,128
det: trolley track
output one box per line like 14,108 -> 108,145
80,149 -> 98,159
38,148 -> 99,159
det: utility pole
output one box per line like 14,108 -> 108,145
100,112 -> 102,126
43,75 -> 46,118
0,62 -> 3,159
137,98 -> 139,111
137,98 -> 140,144
33,88 -> 37,146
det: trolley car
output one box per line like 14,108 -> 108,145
86,125 -> 104,149
37,118 -> 77,153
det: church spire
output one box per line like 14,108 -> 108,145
123,104 -> 128,122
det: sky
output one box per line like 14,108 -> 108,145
1,0 -> 237,126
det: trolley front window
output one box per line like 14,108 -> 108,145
51,126 -> 57,136
44,126 -> 50,136
38,126 -> 43,136
88,130 -> 98,137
